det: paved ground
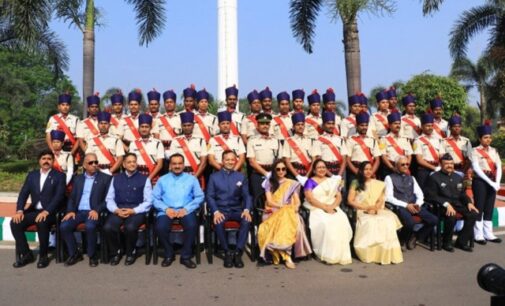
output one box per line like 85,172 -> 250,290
0,239 -> 503,306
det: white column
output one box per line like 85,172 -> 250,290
217,0 -> 239,106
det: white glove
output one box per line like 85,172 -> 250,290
264,171 -> 272,179
100,168 -> 112,175
493,182 -> 501,191
261,172 -> 272,189
296,175 -> 308,186
331,175 -> 342,181
434,166 -> 441,172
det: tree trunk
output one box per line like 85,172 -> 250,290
82,0 -> 95,117
342,18 -> 361,98
479,84 -> 486,123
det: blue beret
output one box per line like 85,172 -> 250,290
387,111 -> 402,123
376,91 -> 388,102
50,130 -> 65,142
348,95 -> 361,106
87,95 -> 100,106
387,87 -> 397,98
322,111 -> 335,123
448,115 -> 462,126
277,91 -> 290,103
356,112 -> 370,124
259,87 -> 272,100
147,90 -> 161,101
308,91 -> 321,104
292,89 -> 305,100
291,112 -> 305,125
196,89 -> 210,102
58,94 -> 72,104
430,98 -> 443,109
402,94 -> 416,106
138,114 -> 153,125
247,90 -> 260,103
128,91 -> 142,102
421,113 -> 434,125
217,111 -> 232,123
110,93 -> 124,104
360,95 -> 368,105
441,153 -> 453,161
97,111 -> 111,123
183,86 -> 196,99
162,90 -> 176,101
180,111 -> 194,124
477,124 -> 492,137
322,89 -> 335,103
225,86 -> 238,97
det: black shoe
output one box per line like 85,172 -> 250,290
486,238 -> 502,243
110,254 -> 122,266
406,235 -> 417,250
180,258 -> 197,269
124,254 -> 137,266
224,251 -> 234,268
442,243 -> 454,253
64,252 -> 83,266
474,239 -> 487,245
37,256 -> 50,269
161,257 -> 175,267
89,256 -> 99,267
13,251 -> 35,268
455,242 -> 473,252
233,251 -> 244,268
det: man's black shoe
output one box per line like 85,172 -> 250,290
161,257 -> 175,267
224,251 -> 233,268
474,239 -> 487,245
124,254 -> 137,266
37,256 -> 50,269
442,243 -> 454,253
180,258 -> 197,269
110,254 -> 122,266
486,237 -> 502,243
233,251 -> 244,268
455,242 -> 473,252
64,252 -> 83,266
89,256 -> 99,267
406,235 -> 417,250
13,251 -> 34,268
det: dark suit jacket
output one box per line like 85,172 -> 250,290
206,169 -> 252,214
66,171 -> 112,213
425,170 -> 471,208
16,169 -> 66,214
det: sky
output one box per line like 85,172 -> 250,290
50,0 -> 488,106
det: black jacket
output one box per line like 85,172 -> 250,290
425,170 -> 471,208
16,169 -> 66,214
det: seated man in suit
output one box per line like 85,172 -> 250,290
206,150 -> 252,268
425,153 -> 479,252
11,149 -> 66,268
152,153 -> 204,268
104,152 -> 153,265
60,153 -> 112,267
385,156 -> 438,250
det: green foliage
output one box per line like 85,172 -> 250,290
402,73 -> 468,118
0,171 -> 27,192
492,131 -> 505,158
0,160 -> 38,173
461,106 -> 482,144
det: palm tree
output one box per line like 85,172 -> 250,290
55,0 -> 167,116
421,0 -> 446,16
450,55 -> 496,122
289,0 -> 395,97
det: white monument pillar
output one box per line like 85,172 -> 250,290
217,0 -> 239,106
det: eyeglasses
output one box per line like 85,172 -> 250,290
275,167 -> 286,172
400,163 -> 410,167
87,160 -> 99,165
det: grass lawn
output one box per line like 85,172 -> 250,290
0,171 -> 25,192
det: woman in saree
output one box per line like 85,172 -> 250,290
347,161 -> 403,265
303,159 -> 353,265
258,160 -> 312,269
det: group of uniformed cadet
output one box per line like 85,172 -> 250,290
46,85 -> 502,249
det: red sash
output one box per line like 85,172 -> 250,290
374,113 -> 389,130
346,117 -> 356,126
402,117 -> 421,135
175,138 -> 199,173
248,115 -> 258,127
83,119 -> 99,137
351,136 -> 373,163
194,115 -> 211,142
274,116 -> 290,139
446,138 -> 464,162
286,137 -> 311,171
93,137 -> 116,165
318,136 -> 343,163
476,148 -> 497,174
125,117 -> 141,139
134,140 -> 155,173
53,115 -> 76,144
385,136 -> 404,156
53,154 -> 64,172
305,118 -> 323,134
419,136 -> 439,162
213,136 -> 231,152
230,122 -> 240,136
333,127 -> 340,136
110,116 -> 120,128
433,123 -> 447,138
159,116 -> 177,138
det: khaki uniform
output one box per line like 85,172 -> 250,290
228,110 -> 245,136
470,145 -> 500,174
413,134 -> 445,164
347,135 -> 381,163
246,135 -> 282,170
432,118 -> 449,139
46,113 -> 79,148
242,114 -> 261,139
400,114 -> 421,140
168,135 -> 207,170
53,151 -> 74,185
76,117 -> 99,142
208,134 -> 246,164
154,112 -> 181,151
272,114 -> 293,141
192,112 -> 218,143
109,113 -> 124,138
340,115 -> 357,138
304,114 -> 322,139
368,111 -> 390,139
443,135 -> 472,166
86,134 -> 125,171
379,132 -> 413,163
128,136 -> 164,168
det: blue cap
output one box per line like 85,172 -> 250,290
50,130 -> 65,142
291,112 -> 305,125
387,87 -> 397,99
348,94 -> 361,106
183,86 -> 196,99
421,113 -> 434,125
387,111 -> 402,123
360,94 -> 368,106
322,111 -> 336,123
322,88 -> 335,103
277,91 -> 290,103
477,123 -> 492,137
180,112 -> 195,124
225,85 -> 238,98
138,114 -> 153,125
217,111 -> 232,123
356,112 -> 370,124
196,89 -> 210,102
448,115 -> 462,126
147,89 -> 161,101
259,87 -> 272,100
247,90 -> 260,104
110,92 -> 124,104
87,95 -> 100,107
292,89 -> 305,100
430,98 -> 443,109
128,90 -> 142,102
307,90 -> 321,104
162,90 -> 176,101
58,93 -> 72,104
376,91 -> 388,102
402,94 -> 416,106
97,111 -> 111,123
